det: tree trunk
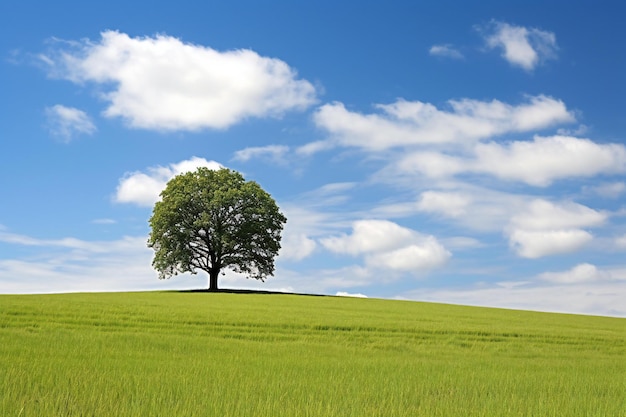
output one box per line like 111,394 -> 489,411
208,268 -> 219,292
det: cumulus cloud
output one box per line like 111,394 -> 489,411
41,31 -> 317,131
507,199 -> 606,258
312,95 -> 574,151
321,220 -> 450,273
365,239 -> 450,272
396,136 -> 626,186
115,157 -> 223,206
45,104 -> 96,142
480,21 -> 558,71
508,229 -> 593,259
510,199 -> 607,231
278,233 -> 316,261
416,191 -> 471,218
473,136 -> 626,186
429,44 -> 464,59
321,220 -> 416,255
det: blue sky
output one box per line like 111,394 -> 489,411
1,1 -> 625,317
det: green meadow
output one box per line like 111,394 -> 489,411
0,292 -> 624,416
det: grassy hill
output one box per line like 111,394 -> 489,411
1,292 -> 624,416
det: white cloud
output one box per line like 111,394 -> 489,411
429,44 -> 464,59
0,232 -> 176,294
321,220 -> 450,273
587,182 -> 626,199
42,31 -> 317,131
297,182 -> 356,208
538,263 -> 608,284
375,185 -> 527,233
0,228 -> 313,294
397,152 -> 466,179
403,279 -> 626,317
366,240 -> 450,272
557,124 -> 589,136
0,228 -> 320,295
45,104 -> 96,142
616,234 -> 626,249
311,182 -> 356,195
480,21 -> 558,71
396,136 -> 626,186
507,199 -> 606,258
296,140 -> 335,156
92,218 -> 116,225
336,291 -> 368,298
279,204 -> 338,237
509,229 -> 593,259
0,229 -> 129,252
232,145 -> 289,163
321,220 -> 416,255
403,190 -> 609,259
417,191 -> 471,217
473,135 -> 626,186
278,233 -> 316,261
442,236 -> 484,250
312,95 -> 574,151
510,199 -> 607,231
299,265 -> 377,291
115,157 -> 223,207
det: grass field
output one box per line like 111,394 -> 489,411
0,291 -> 624,416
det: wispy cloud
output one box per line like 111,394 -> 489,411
586,182 -> 626,199
232,145 -> 289,163
538,263 -> 611,284
0,229 -> 118,251
429,44 -> 464,59
615,234 -> 626,250
45,104 -> 96,142
92,218 -> 117,225
0,231 -> 164,293
478,21 -> 558,71
402,278 -> 626,317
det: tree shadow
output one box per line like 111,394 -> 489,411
178,288 -> 329,297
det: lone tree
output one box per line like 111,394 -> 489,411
148,167 -> 286,291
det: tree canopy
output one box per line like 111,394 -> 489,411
148,168 -> 286,291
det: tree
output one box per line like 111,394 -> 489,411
148,167 -> 286,291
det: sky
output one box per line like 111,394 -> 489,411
1,1 -> 625,317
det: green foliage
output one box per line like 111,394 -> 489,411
1,292 -> 624,416
148,168 -> 286,289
